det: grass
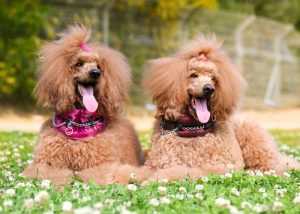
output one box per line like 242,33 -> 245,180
0,130 -> 300,213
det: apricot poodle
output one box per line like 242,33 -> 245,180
22,26 -> 144,186
143,36 -> 300,181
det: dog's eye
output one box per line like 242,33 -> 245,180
97,65 -> 101,70
190,73 -> 198,78
75,62 -> 84,67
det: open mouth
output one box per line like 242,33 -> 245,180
191,96 -> 211,123
77,83 -> 98,112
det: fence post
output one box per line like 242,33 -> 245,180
264,25 -> 293,106
234,15 -> 255,70
102,0 -> 116,45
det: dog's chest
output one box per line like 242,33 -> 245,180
147,130 -> 244,168
65,139 -> 119,170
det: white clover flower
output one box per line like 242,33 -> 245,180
276,189 -> 286,197
83,184 -> 90,190
72,190 -> 80,199
104,199 -> 115,208
160,197 -> 171,205
195,193 -> 204,200
158,186 -> 167,195
130,173 -> 137,180
201,177 -> 209,182
228,205 -> 242,214
27,159 -> 33,165
252,204 -> 268,213
247,170 -> 255,176
16,182 -> 25,188
264,170 -> 277,176
262,193 -> 267,198
195,184 -> 204,190
24,198 -> 34,210
74,207 -> 95,214
0,157 -> 8,162
62,201 -> 73,213
93,202 -> 103,209
158,178 -> 169,184
82,195 -> 91,202
241,201 -> 252,209
255,170 -> 263,176
3,200 -> 13,207
272,201 -> 283,212
280,145 -> 289,151
149,198 -> 159,206
34,191 -> 49,204
178,187 -> 187,193
224,172 -> 233,178
293,196 -> 300,204
175,194 -> 184,200
231,188 -> 240,196
25,182 -> 32,187
227,164 -> 234,170
258,188 -> 266,193
283,172 -> 291,178
123,201 -> 131,207
6,188 -> 16,197
41,180 -> 51,189
127,184 -> 137,193
215,198 -> 231,208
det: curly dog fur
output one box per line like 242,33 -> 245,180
22,26 -> 144,186
142,36 -> 300,181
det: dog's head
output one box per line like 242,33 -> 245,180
35,25 -> 130,120
144,36 -> 246,122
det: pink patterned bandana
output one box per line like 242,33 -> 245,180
52,109 -> 105,140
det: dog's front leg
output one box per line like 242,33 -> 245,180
76,163 -> 152,185
22,163 -> 74,187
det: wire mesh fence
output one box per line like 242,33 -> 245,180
44,0 -> 300,108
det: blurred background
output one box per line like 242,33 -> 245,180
0,0 -> 300,132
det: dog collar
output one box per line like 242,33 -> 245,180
161,115 -> 214,138
52,109 -> 105,140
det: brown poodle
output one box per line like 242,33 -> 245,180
142,36 -> 300,181
22,26 -> 144,186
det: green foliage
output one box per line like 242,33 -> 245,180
0,130 -> 300,213
219,0 -> 300,30
0,0 -> 47,106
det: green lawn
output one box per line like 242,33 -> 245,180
0,131 -> 300,213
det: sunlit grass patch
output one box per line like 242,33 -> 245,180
0,130 -> 300,213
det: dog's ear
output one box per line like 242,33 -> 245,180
35,42 -> 76,112
94,46 -> 131,120
209,52 -> 247,121
144,57 -> 189,120
35,25 -> 91,112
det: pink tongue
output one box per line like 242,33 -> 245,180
78,84 -> 98,112
195,98 -> 210,123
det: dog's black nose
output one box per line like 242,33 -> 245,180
203,84 -> 215,96
89,69 -> 100,80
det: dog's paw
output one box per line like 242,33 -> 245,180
75,164 -> 116,185
22,163 -> 74,187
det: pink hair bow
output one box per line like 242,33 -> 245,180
80,42 -> 92,52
